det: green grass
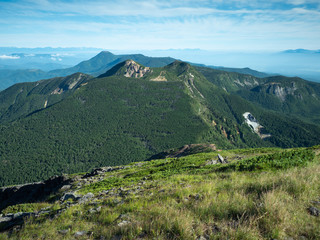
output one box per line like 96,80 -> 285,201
1,146 -> 319,239
1,203 -> 51,215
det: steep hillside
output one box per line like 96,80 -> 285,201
0,60 -> 320,187
192,63 -> 271,78
0,145 -> 319,239
0,73 -> 93,124
196,66 -> 320,124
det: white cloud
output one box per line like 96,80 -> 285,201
0,55 -> 20,59
0,0 -> 319,51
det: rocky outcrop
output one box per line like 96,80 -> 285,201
98,60 -> 152,79
123,60 -> 151,78
0,175 -> 71,212
243,112 -> 271,139
252,82 -> 298,101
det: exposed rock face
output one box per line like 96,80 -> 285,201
98,60 -> 152,79
0,175 -> 71,212
243,112 -> 271,139
123,60 -> 151,78
150,71 -> 167,81
50,73 -> 90,95
253,82 -> 298,102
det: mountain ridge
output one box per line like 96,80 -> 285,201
0,60 -> 320,187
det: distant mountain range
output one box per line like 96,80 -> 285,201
0,56 -> 320,186
0,51 -> 272,91
282,49 -> 320,54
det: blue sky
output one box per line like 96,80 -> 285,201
0,0 -> 319,51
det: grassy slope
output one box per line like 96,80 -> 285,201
0,146 -> 319,239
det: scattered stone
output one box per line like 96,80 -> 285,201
60,192 -> 79,202
58,229 -> 69,235
218,154 -> 226,164
206,159 -> 218,165
308,206 -> 320,217
117,220 -> 130,227
189,194 -> 201,201
77,192 -> 94,204
311,200 -> 320,205
60,185 -> 72,191
0,215 -> 13,223
74,231 -> 87,237
0,212 -> 34,231
100,190 -> 109,195
88,206 -> 101,214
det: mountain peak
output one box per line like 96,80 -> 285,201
165,60 -> 191,75
98,59 -> 152,78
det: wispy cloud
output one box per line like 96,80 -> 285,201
0,55 -> 20,60
0,0 -> 319,50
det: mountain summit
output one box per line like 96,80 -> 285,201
98,60 -> 152,78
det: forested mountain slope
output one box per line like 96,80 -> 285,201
0,60 -> 320,186
196,66 -> 320,124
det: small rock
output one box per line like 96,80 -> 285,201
117,214 -> 129,220
206,160 -> 218,165
217,154 -> 224,163
74,231 -> 87,237
60,192 -> 79,202
0,215 -> 13,223
311,200 -> 320,205
60,185 -> 72,191
308,206 -> 320,216
117,220 -> 130,227
77,192 -> 94,203
88,206 -> 101,214
58,229 -> 69,235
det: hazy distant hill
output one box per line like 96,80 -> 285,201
191,63 -> 271,78
0,51 -> 176,90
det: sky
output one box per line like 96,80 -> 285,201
0,0 -> 319,51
